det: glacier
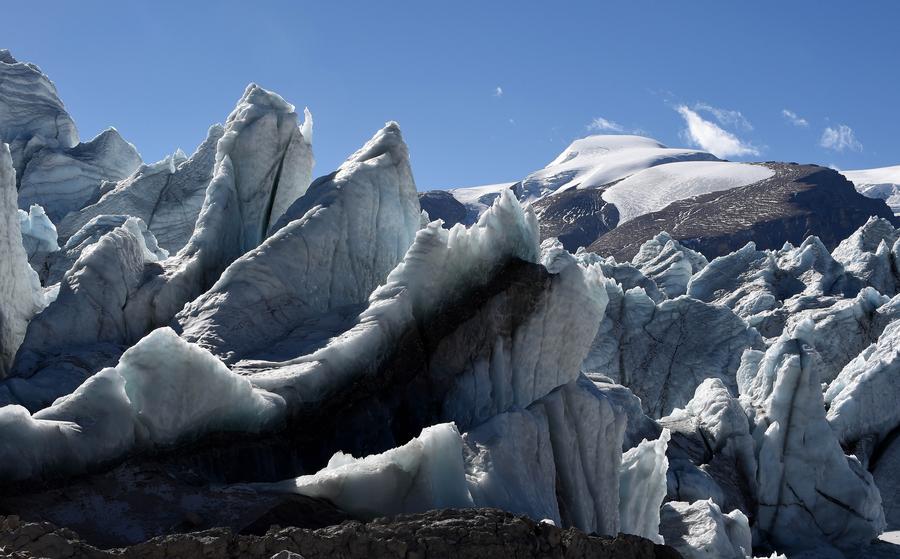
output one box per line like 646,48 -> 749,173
2,50 -> 900,559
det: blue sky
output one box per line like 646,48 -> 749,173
5,1 -> 899,189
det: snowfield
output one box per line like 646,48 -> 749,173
601,160 -> 775,224
520,134 -> 719,200
844,164 -> 900,215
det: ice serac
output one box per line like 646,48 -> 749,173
13,217 -> 160,375
0,327 -> 284,482
17,128 -> 143,222
177,122 -> 418,363
11,85 -> 314,377
826,316 -> 900,530
686,237 -> 856,337
738,319 -> 885,553
619,429 -> 670,543
0,144 -> 45,377
17,203 -> 58,273
631,232 -> 708,298
56,124 -> 226,254
831,216 -> 899,295
583,279 -> 763,419
42,214 -> 168,286
0,53 -> 139,221
239,191 -> 608,470
217,84 -> 314,248
586,373 -> 662,451
0,50 -> 78,177
659,499 -> 752,559
462,409 -> 561,525
526,376 -> 626,535
826,315 -> 900,529
662,378 -> 757,519
573,247 -> 664,303
781,287 -> 895,384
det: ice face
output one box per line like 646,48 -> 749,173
660,499 -> 753,559
18,204 -> 58,266
0,327 -> 284,481
827,316 -> 900,467
177,122 -> 419,363
258,375 -> 626,535
662,378 -> 757,519
0,145 -> 45,377
0,51 -> 78,177
17,128 -> 142,222
630,232 -> 708,298
583,280 -> 763,419
618,429 -> 670,543
56,125 -> 225,255
738,319 -> 885,552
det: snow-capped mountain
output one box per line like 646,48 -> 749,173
844,164 -> 900,215
425,135 -> 898,259
1,50 -> 899,559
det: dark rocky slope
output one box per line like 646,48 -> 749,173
588,163 -> 899,260
0,509 -> 682,559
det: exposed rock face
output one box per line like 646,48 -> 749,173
0,509 -> 683,559
588,164 -> 899,261
533,186 -> 618,252
417,189 -> 467,229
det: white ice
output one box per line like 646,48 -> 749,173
0,144 -> 46,376
0,328 -> 284,481
738,319 -> 885,552
619,429 -> 670,543
177,122 -> 418,363
660,499 -> 753,559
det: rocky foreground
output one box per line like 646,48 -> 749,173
0,509 -> 681,559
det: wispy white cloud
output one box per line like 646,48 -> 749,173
587,117 -> 625,133
675,105 -> 760,158
820,124 -> 862,152
694,102 -> 753,131
586,116 -> 649,137
494,86 -> 503,97
781,109 -> 808,127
